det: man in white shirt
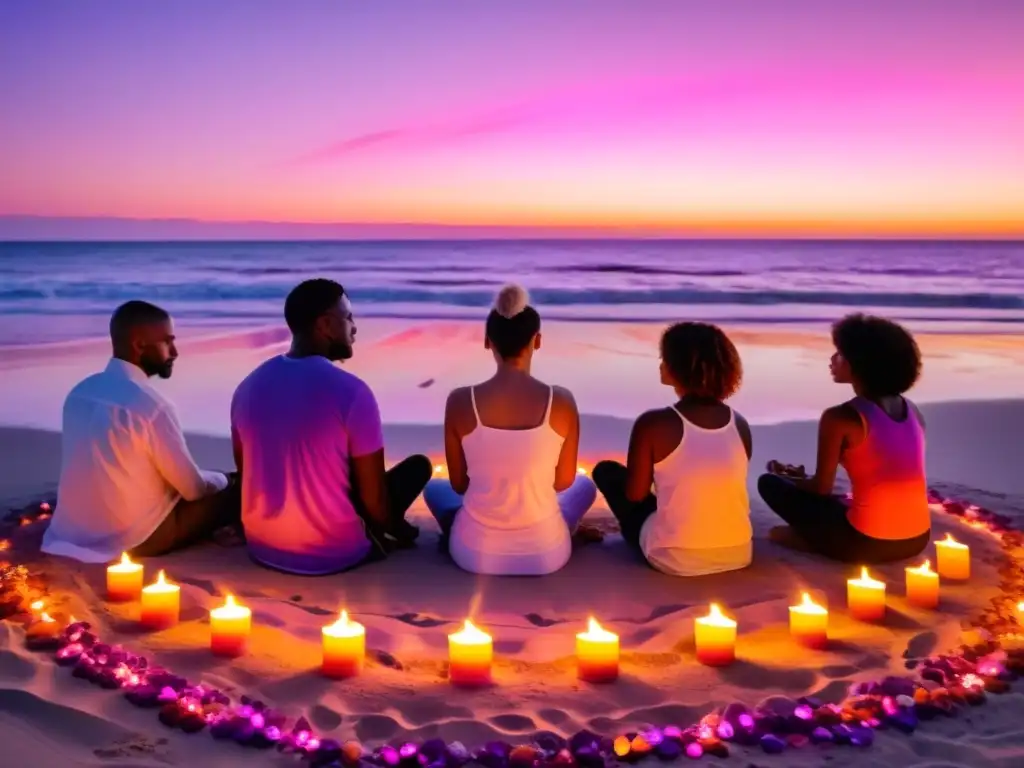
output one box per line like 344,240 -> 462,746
42,301 -> 239,564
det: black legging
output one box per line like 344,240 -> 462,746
757,473 -> 930,563
353,454 -> 433,554
132,473 -> 242,558
592,460 -> 656,550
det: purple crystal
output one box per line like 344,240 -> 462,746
232,723 -> 256,745
448,742 -> 470,763
810,727 -> 833,744
157,686 -> 179,703
264,726 -> 282,742
250,712 -> 266,729
399,742 -> 419,760
887,711 -> 919,734
572,744 -> 603,768
849,727 -> 875,747
376,745 -> 401,767
568,731 -> 600,756
737,713 -> 755,730
759,735 -> 786,754
715,721 -> 735,740
794,704 -> 813,720
662,726 -> 683,741
684,741 -> 703,760
655,740 -> 682,761
639,727 -> 663,746
831,725 -> 854,745
420,738 -> 449,762
314,738 -> 343,764
124,683 -> 160,708
880,676 -> 917,697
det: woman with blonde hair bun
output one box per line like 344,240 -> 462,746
423,283 -> 597,575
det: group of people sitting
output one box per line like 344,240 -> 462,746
42,278 -> 932,578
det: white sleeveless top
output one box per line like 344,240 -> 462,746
450,386 -> 570,575
640,406 -> 752,576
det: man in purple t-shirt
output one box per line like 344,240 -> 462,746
230,279 -> 431,575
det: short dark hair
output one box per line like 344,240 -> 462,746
660,322 -> 743,400
831,313 -> 921,397
284,279 -> 346,335
109,300 -> 170,342
486,306 -> 541,359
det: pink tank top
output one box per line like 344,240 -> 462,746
842,397 -> 930,540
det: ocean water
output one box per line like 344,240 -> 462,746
1,239 -> 1023,345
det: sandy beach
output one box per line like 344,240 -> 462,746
2,321 -> 1024,767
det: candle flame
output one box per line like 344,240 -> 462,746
792,592 -> 828,614
144,569 -> 178,593
699,603 -> 737,627
433,464 -> 444,474
323,609 -> 364,638
578,616 -> 618,641
909,559 -> 934,575
450,618 -> 491,644
30,600 -> 44,612
940,533 -> 968,549
212,593 -> 250,619
851,567 -> 885,588
40,611 -> 55,623
577,466 -> 588,476
109,552 -> 141,571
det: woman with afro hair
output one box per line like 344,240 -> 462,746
759,313 -> 931,563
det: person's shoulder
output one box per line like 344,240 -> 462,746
550,384 -> 577,410
634,406 -> 676,432
823,401 -> 862,427
445,385 -> 473,411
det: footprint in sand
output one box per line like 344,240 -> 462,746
355,714 -> 401,741
391,612 -> 448,628
524,613 -> 562,628
904,630 -> 939,659
309,704 -> 343,731
488,713 -> 536,733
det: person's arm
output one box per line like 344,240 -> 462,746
792,406 -> 849,495
734,411 -> 753,459
347,384 -> 390,532
148,406 -> 226,501
624,411 -> 658,503
551,386 -> 581,492
444,389 -> 470,495
231,425 -> 244,476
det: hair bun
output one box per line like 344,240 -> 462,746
494,283 -> 530,319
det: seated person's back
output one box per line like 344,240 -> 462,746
232,354 -> 382,574
423,284 -> 597,575
593,322 -> 752,576
44,301 -> 232,562
232,278 -> 431,575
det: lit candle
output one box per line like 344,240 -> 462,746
448,619 -> 493,686
847,567 -> 886,621
106,552 -> 144,602
935,534 -> 970,581
576,617 -> 619,683
577,466 -> 588,476
788,592 -> 828,649
210,595 -> 251,656
905,559 -> 940,609
322,610 -> 366,678
26,610 -> 62,646
694,604 -> 737,666
140,570 -> 180,629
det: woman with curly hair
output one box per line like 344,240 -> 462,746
593,322 -> 753,576
759,313 -> 930,563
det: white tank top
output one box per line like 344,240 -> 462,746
640,406 -> 752,575
451,386 -> 569,575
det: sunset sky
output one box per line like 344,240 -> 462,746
1,0 -> 1023,237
